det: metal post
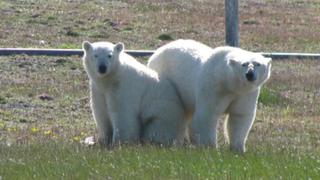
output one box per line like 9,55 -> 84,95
225,0 -> 239,47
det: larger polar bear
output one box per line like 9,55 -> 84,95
148,39 -> 272,153
83,41 -> 187,146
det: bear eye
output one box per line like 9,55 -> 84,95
255,63 -> 261,67
94,54 -> 98,58
242,62 -> 248,67
107,54 -> 112,58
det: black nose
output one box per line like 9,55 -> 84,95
98,64 -> 107,74
245,70 -> 256,81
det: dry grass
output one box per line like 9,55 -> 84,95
0,49 -> 319,155
1,0 -> 319,51
0,56 -> 93,146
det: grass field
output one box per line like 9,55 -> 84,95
0,0 -> 320,179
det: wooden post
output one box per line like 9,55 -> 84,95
225,0 -> 239,47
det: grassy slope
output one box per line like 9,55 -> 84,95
0,0 -> 320,179
0,143 -> 319,179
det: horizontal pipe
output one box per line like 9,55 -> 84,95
1,48 -> 320,60
261,52 -> 320,60
0,48 -> 154,58
0,48 -> 83,56
124,50 -> 154,57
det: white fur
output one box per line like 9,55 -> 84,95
83,41 -> 187,146
147,39 -> 272,153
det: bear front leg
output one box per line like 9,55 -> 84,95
191,109 -> 219,147
227,112 -> 256,153
91,85 -> 112,146
227,90 -> 259,153
191,90 -> 231,147
191,94 -> 221,147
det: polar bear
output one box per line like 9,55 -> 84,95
147,39 -> 272,153
82,41 -> 187,146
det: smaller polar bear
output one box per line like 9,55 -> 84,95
148,39 -> 272,153
83,41 -> 187,146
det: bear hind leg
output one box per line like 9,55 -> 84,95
110,112 -> 141,145
142,104 -> 186,146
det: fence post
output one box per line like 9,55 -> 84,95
225,0 -> 239,47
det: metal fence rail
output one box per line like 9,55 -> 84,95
0,48 -> 154,58
261,52 -> 320,60
0,48 -> 320,60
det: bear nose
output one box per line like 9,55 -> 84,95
98,64 -> 107,74
245,70 -> 256,82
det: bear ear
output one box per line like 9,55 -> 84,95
265,57 -> 272,63
228,58 -> 237,66
82,41 -> 92,52
266,58 -> 272,69
265,57 -> 272,65
114,42 -> 124,53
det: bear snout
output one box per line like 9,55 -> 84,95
98,64 -> 107,74
245,69 -> 256,82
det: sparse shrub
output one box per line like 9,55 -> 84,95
258,87 -> 284,106
157,33 -> 174,41
58,43 -> 79,49
66,30 -> 80,37
0,96 -> 7,104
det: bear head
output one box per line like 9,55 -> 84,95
227,49 -> 272,89
82,41 -> 124,78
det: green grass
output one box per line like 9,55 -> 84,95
0,96 -> 7,104
58,43 -> 80,49
258,87 -> 286,106
0,143 -> 319,179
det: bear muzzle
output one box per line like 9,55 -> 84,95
245,69 -> 256,82
98,64 -> 107,74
